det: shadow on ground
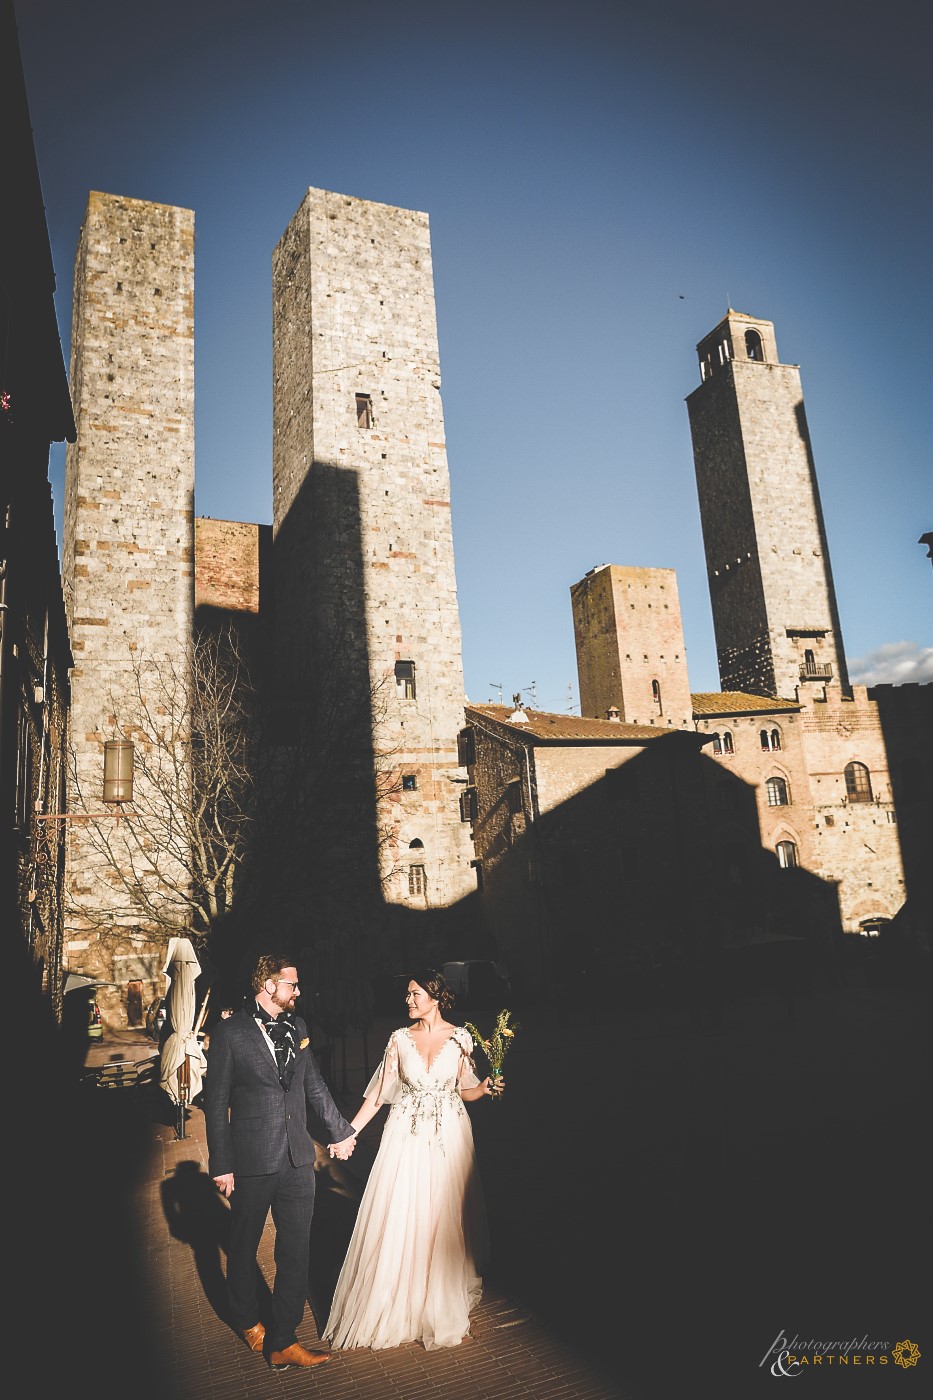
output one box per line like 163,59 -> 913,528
470,980 -> 931,1398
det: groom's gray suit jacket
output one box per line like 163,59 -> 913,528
204,1009 -> 354,1177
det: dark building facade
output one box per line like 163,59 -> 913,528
2,0 -> 76,1019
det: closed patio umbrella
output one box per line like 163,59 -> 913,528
159,936 -> 207,1138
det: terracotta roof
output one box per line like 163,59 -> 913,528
465,704 -> 685,744
690,690 -> 800,716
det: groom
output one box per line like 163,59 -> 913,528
204,953 -> 358,1370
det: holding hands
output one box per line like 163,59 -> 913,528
329,1134 -> 357,1161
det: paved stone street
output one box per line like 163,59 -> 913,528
21,968 -> 931,1400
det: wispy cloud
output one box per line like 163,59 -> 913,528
847,641 -> 933,686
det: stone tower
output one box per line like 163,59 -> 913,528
61,193 -> 195,1016
272,188 -> 476,937
570,564 -> 693,726
685,310 -> 849,698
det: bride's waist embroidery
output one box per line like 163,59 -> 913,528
393,1082 -> 463,1142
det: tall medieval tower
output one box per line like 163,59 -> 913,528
685,310 -> 849,699
61,193 -> 195,1018
570,564 -> 693,726
272,189 -> 476,942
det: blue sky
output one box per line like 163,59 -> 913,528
18,0 -> 932,711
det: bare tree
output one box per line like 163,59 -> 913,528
67,619 -> 402,951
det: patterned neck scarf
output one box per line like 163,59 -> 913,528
253,1001 -> 297,1090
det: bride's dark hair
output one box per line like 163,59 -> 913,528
408,967 -> 455,1013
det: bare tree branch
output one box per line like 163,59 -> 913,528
67,620 -> 402,952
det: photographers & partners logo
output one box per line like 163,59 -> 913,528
760,1330 -> 922,1377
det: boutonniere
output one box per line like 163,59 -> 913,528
299,1037 -> 310,1050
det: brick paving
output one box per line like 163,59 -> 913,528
56,970 -> 931,1400
81,1026 -> 627,1400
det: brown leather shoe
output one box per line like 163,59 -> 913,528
241,1322 -> 266,1354
268,1342 -> 332,1371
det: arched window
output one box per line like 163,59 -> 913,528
766,776 -> 789,807
770,729 -> 781,751
760,728 -> 782,751
845,761 -> 873,803
745,329 -> 763,361
408,838 -> 424,849
722,730 -> 734,754
776,840 -> 798,869
712,732 -> 722,755
651,679 -> 662,714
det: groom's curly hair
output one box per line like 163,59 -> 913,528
251,953 -> 295,993
408,967 -> 455,1013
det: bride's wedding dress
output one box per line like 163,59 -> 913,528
323,1026 -> 490,1350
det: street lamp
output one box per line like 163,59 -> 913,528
34,740 -> 135,839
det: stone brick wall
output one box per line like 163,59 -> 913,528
61,192 -> 195,1025
272,189 -> 476,924
798,685 -> 904,932
687,311 -> 849,699
571,563 -> 693,725
694,706 -> 817,873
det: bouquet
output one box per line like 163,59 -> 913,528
464,1008 -> 518,1101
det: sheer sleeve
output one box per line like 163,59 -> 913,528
454,1028 -> 481,1091
363,1032 -> 402,1105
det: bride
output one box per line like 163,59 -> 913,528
323,966 -> 503,1350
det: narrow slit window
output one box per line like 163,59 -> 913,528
356,393 -> 373,428
395,660 -> 416,700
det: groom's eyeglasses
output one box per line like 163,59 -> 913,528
276,979 -> 299,989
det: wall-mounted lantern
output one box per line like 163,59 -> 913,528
103,740 -> 134,804
35,740 -> 135,833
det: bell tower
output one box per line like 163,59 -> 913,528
685,310 -> 849,698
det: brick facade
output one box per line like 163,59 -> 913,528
571,564 -> 694,725
194,518 -> 265,615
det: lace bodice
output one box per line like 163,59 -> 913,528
365,1027 -> 481,1137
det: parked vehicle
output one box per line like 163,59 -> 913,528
87,998 -> 103,1040
145,997 -> 167,1042
441,960 -> 511,1011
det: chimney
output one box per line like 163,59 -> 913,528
606,705 -> 621,722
